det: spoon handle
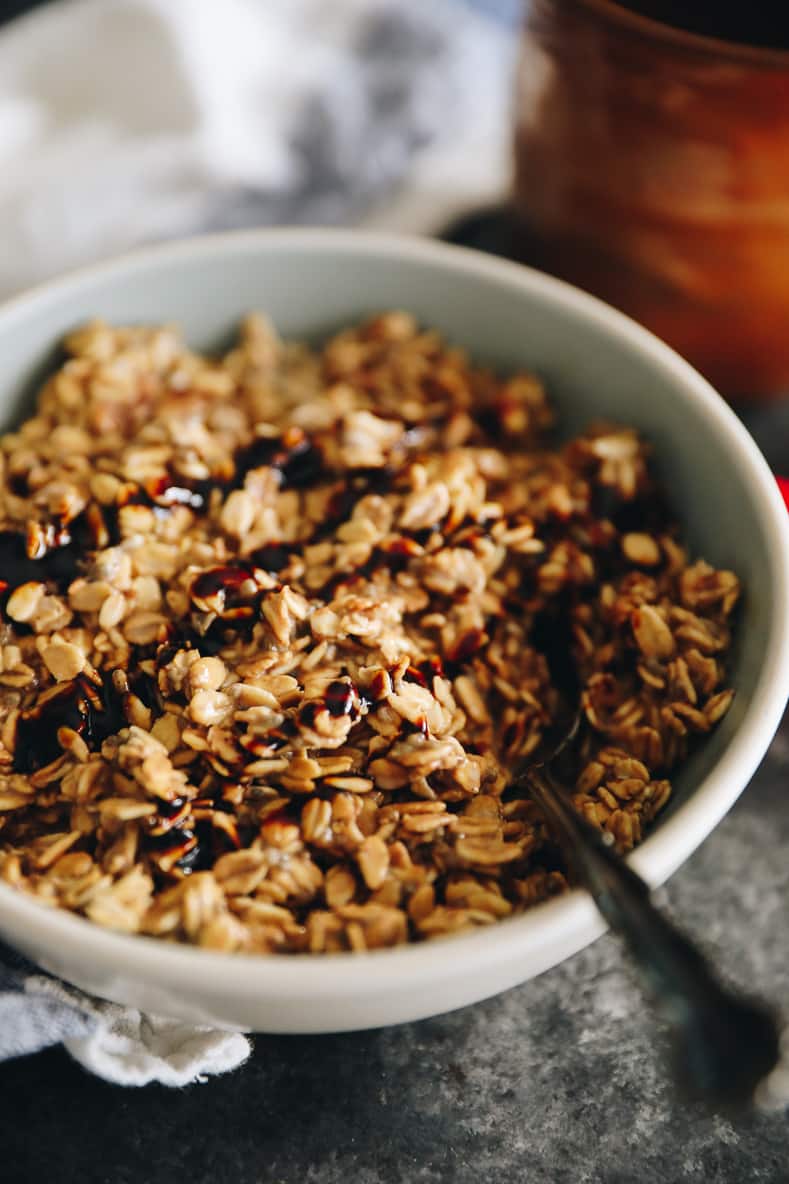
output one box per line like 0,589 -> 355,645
525,767 -> 780,1107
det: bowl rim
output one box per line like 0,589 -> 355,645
1,226 -> 788,996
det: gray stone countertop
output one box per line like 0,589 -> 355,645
1,409 -> 788,1184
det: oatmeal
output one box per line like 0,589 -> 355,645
0,313 -> 738,952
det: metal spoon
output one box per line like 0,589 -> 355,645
517,612 -> 781,1109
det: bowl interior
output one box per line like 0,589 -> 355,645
0,232 -> 777,842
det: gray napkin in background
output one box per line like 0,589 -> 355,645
0,0 -> 516,299
0,0 -> 519,1084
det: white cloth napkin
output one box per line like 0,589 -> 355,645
22,969 -> 250,1086
0,0 -> 517,1086
0,940 -> 251,1085
0,0 -> 514,301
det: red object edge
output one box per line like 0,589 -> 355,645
777,476 -> 789,512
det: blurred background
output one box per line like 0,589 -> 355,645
4,0 -> 789,407
0,0 -> 521,300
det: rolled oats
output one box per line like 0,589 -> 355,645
0,314 -> 738,953
40,639 -> 86,682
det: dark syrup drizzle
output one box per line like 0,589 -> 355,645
4,396 -> 601,868
14,672 -> 137,773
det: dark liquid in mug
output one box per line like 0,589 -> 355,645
615,1 -> 789,50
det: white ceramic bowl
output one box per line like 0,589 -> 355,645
0,230 -> 787,1033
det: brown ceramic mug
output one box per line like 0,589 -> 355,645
513,0 -> 789,400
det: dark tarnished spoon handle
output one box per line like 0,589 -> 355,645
525,767 -> 780,1108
